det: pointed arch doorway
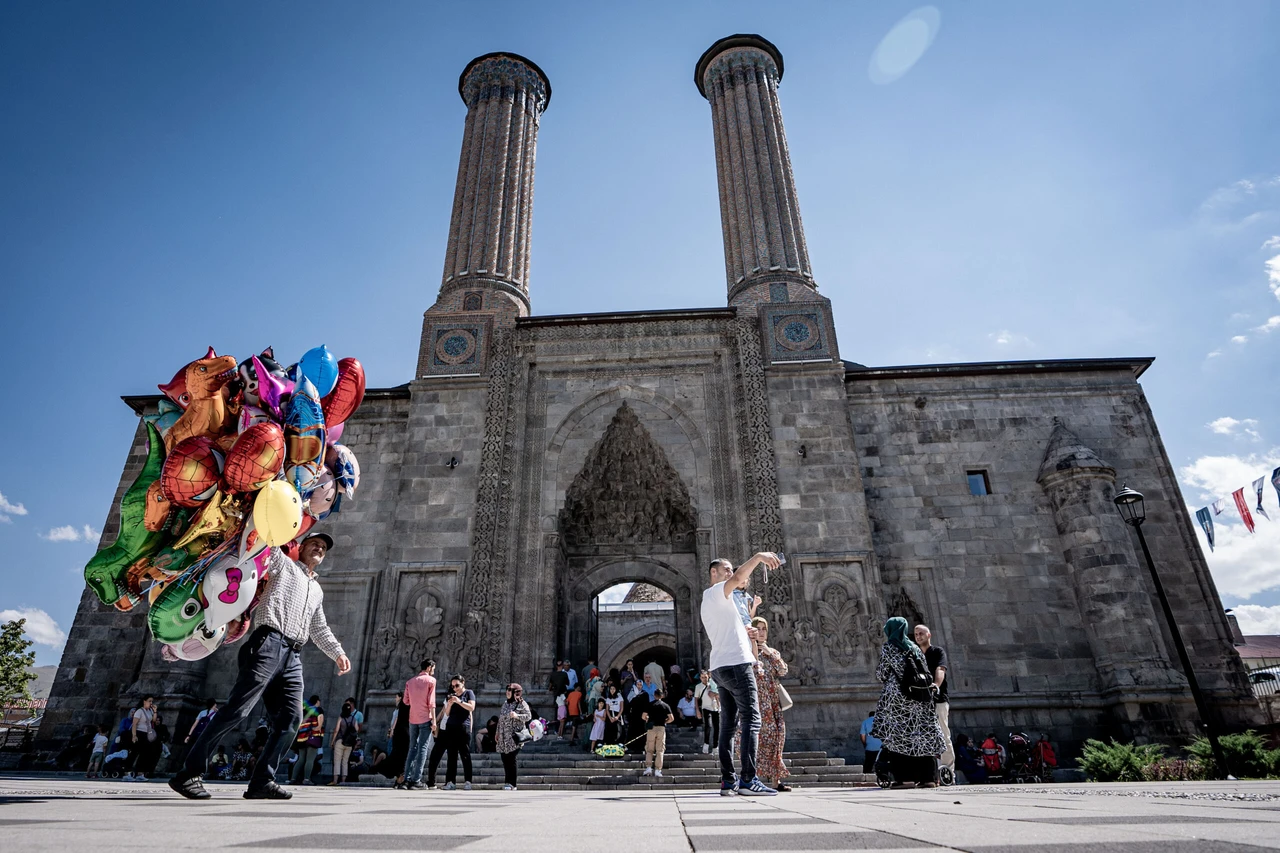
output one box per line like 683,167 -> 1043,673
555,402 -> 706,672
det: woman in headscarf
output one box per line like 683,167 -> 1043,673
870,616 -> 946,788
380,691 -> 411,787
750,617 -> 791,791
496,683 -> 533,791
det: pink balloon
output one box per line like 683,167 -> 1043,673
326,421 -> 345,445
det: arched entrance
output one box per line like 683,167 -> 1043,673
555,401 -> 705,672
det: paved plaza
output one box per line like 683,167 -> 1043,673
3,777 -> 1280,852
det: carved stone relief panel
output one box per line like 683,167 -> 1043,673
796,553 -> 880,675
369,563 -> 461,690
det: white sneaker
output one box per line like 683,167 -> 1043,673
642,767 -> 653,776
135,775 -> 147,782
655,770 -> 663,778
502,784 -> 513,791
702,744 -> 709,754
123,774 -> 134,781
463,782 -> 472,790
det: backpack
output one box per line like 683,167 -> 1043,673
899,652 -> 934,703
340,715 -> 358,747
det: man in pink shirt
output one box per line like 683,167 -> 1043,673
401,658 -> 437,790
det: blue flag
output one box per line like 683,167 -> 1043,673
1255,477 -> 1271,521
1195,507 -> 1215,552
1273,467 -> 1280,508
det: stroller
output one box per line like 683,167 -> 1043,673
1003,732 -> 1050,783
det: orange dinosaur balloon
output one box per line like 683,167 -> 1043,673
223,423 -> 285,492
163,348 -> 238,453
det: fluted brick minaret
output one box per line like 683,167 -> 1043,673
696,35 -> 816,308
434,52 -> 550,318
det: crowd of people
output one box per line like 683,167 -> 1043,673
108,539 -> 1048,800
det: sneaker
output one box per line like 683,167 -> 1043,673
301,780 -> 315,786
444,782 -> 456,790
655,770 -> 663,778
168,772 -> 211,800
406,781 -> 424,790
720,781 -> 738,796
135,775 -> 148,782
243,781 -> 292,800
739,777 -> 778,797
642,767 -> 653,776
702,744 -> 710,754
463,782 -> 472,791
502,784 -> 513,791
123,773 -> 135,781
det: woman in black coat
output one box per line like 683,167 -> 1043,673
379,692 -> 411,783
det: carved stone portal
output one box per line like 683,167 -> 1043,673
558,402 -> 698,548
815,577 -> 862,667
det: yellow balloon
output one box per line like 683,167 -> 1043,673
252,480 -> 303,547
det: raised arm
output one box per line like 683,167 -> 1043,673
723,552 -> 780,596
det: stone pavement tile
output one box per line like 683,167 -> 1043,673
967,844 -> 1273,853
682,816 -> 834,826
686,831 -> 948,851
1014,816 -> 1270,825
237,835 -> 483,850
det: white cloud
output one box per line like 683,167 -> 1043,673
1255,316 -> 1280,334
1206,350 -> 1222,359
0,608 -> 67,649
1232,604 -> 1280,635
40,524 -> 101,543
1263,236 -> 1280,251
1181,450 -> 1280,599
1231,335 -> 1249,344
1267,253 -> 1280,301
0,491 -> 28,523
1206,417 -> 1261,440
988,330 -> 1032,347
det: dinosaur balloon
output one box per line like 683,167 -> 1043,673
84,423 -> 169,609
147,569 -> 207,644
163,348 -> 238,453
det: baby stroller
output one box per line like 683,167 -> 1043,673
1004,732 -> 1046,783
101,749 -> 130,778
873,751 -> 942,789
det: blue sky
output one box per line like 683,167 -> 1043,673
2,2 -> 1279,664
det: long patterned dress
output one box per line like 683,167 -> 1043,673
755,643 -> 790,783
870,642 -> 946,782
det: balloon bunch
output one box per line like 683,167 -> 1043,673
83,345 -> 365,662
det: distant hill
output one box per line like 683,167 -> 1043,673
28,665 -> 56,700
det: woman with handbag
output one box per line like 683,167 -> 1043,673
290,696 -> 325,785
496,683 -> 533,791
750,617 -> 792,791
870,617 -> 946,788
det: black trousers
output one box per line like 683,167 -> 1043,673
183,627 -> 303,790
427,725 -> 472,784
702,710 -> 720,746
500,750 -> 518,786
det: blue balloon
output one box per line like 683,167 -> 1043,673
298,345 -> 339,397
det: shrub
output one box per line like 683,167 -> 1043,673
1141,757 -> 1211,782
1188,730 -> 1280,779
1079,738 -> 1166,782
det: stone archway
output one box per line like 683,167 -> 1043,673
602,631 -> 677,677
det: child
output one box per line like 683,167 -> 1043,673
566,684 -> 584,739
589,699 -> 607,753
555,693 -> 568,738
86,724 -> 108,778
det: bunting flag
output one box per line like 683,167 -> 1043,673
1254,477 -> 1271,521
1212,499 -> 1226,516
1196,507 -> 1216,551
1273,467 -> 1280,507
1232,488 -> 1256,533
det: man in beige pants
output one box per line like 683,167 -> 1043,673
915,625 -> 954,775
641,688 -> 675,778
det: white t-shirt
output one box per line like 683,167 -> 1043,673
702,581 -> 754,670
695,680 -> 720,711
677,697 -> 698,717
92,733 -> 108,752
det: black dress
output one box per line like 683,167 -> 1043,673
379,698 -> 411,778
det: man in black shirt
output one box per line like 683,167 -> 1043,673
426,675 -> 476,790
640,688 -> 674,779
548,660 -> 570,699
915,624 -> 953,776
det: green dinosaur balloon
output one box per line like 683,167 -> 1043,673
84,422 -> 168,607
147,570 -> 207,643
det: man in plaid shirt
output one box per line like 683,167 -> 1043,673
171,533 -> 350,800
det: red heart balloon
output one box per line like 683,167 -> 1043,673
321,358 -> 365,426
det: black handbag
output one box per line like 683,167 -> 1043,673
900,652 -> 935,703
512,725 -> 532,745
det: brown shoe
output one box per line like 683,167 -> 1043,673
919,782 -> 938,789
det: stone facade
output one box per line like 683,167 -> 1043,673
43,37 -> 1261,762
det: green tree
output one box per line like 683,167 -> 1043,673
0,619 -> 38,707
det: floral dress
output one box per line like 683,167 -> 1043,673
755,644 -> 790,783
870,643 -> 946,758
496,699 -> 532,754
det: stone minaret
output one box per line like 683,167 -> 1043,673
433,52 -> 550,318
696,34 -> 816,308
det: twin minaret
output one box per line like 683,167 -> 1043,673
429,34 -> 815,319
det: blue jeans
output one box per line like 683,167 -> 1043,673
183,627 -> 303,790
712,662 -> 760,784
405,722 -> 432,783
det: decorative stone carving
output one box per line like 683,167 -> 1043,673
798,657 -> 821,687
886,587 -> 925,627
400,590 -> 445,671
372,623 -> 400,690
623,583 -> 672,604
814,577 -> 861,667
558,402 -> 698,548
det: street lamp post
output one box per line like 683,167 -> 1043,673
1113,484 -> 1229,778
